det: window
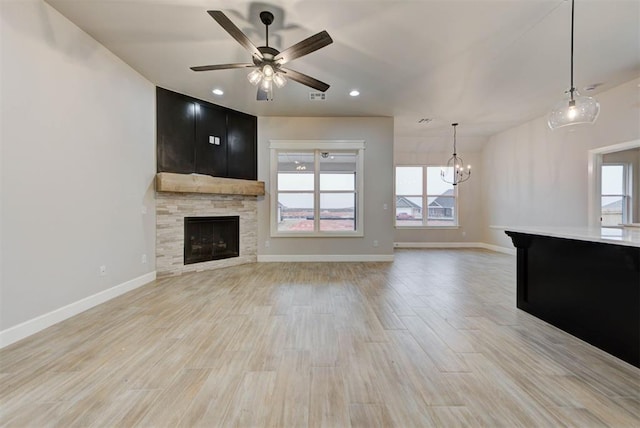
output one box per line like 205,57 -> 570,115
601,163 -> 631,226
270,141 -> 364,236
395,166 -> 458,227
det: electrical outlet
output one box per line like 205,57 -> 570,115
373,240 -> 379,247
142,254 -> 147,264
141,205 -> 147,215
265,240 -> 270,248
99,265 -> 107,276
383,203 -> 388,210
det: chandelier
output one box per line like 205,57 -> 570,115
441,123 -> 471,186
547,0 -> 600,129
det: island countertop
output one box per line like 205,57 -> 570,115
494,225 -> 640,248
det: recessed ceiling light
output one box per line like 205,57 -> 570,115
212,88 -> 224,96
349,90 -> 360,97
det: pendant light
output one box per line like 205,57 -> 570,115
548,0 -> 600,129
441,123 -> 471,186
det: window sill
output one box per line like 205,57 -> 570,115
395,225 -> 460,230
271,231 -> 364,238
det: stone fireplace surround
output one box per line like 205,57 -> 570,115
155,173 -> 264,277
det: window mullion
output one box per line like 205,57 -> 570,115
624,164 -> 630,224
314,150 -> 320,232
423,166 -> 428,226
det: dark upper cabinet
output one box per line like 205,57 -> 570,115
227,110 -> 257,180
156,87 -> 257,180
156,88 -> 195,174
195,103 -> 227,177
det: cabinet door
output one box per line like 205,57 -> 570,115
156,88 -> 196,173
226,110 -> 257,180
195,103 -> 227,177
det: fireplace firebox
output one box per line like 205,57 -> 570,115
184,216 -> 239,265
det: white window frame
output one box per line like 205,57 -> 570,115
394,165 -> 459,229
587,140 -> 639,228
270,140 -> 365,237
601,162 -> 632,226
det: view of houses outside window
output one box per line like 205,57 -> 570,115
276,151 -> 359,233
395,166 -> 457,227
601,164 -> 629,226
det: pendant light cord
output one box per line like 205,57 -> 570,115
453,124 -> 457,155
570,0 -> 575,100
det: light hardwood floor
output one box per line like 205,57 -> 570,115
1,249 -> 639,427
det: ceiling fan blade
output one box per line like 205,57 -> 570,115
274,31 -> 333,65
208,10 -> 263,60
191,63 -> 255,72
280,68 -> 330,92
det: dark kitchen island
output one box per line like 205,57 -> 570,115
505,226 -> 640,368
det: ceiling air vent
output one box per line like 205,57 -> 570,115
309,92 -> 326,101
418,118 -> 432,124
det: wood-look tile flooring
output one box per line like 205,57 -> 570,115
1,249 -> 639,427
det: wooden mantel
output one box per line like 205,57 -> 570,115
156,172 -> 265,196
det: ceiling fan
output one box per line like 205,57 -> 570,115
191,10 -> 333,100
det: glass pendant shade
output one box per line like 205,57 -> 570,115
261,78 -> 273,92
273,72 -> 287,88
548,90 -> 600,129
262,64 -> 274,78
247,69 -> 263,85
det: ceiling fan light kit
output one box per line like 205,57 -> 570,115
191,10 -> 332,101
548,0 -> 600,129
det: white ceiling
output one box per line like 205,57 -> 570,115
45,0 -> 640,152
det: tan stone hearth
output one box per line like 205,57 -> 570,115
155,173 -> 263,276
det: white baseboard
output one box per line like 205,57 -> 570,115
394,241 -> 516,255
258,254 -> 395,262
257,243 -> 516,263
479,243 -> 516,255
394,241 -> 484,249
0,271 -> 156,349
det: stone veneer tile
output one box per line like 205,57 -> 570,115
156,192 -> 258,277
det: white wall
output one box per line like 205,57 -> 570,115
482,78 -> 640,248
393,151 -> 484,244
0,1 -> 156,333
257,117 -> 394,260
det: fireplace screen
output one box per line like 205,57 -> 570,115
184,216 -> 239,265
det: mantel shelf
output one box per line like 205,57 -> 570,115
156,173 -> 265,196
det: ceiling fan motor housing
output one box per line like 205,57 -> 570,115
254,46 -> 279,65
